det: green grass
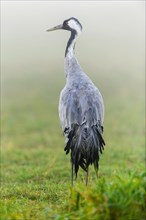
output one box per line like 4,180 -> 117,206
1,70 -> 145,220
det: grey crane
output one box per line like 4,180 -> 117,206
47,17 -> 105,185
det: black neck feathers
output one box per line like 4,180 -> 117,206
65,30 -> 77,57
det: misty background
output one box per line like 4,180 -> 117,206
1,1 -> 145,125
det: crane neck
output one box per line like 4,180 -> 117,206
64,30 -> 82,76
65,30 -> 77,59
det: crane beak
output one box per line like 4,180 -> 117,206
46,24 -> 63,32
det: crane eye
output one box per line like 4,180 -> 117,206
63,21 -> 70,30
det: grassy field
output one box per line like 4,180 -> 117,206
1,68 -> 145,220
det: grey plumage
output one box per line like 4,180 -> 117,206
47,17 -> 105,185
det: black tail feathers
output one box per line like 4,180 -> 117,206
64,122 -> 105,177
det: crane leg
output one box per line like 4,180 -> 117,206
71,163 -> 74,187
95,169 -> 98,180
86,167 -> 89,186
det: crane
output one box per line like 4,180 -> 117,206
47,17 -> 105,185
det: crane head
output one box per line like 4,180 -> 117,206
46,17 -> 82,36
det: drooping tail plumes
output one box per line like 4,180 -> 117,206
64,122 -> 105,177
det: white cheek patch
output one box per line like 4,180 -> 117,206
68,20 -> 81,35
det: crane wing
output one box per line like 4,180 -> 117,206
59,84 -> 104,132
59,78 -> 105,176
59,82 -> 105,176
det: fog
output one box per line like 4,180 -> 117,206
1,1 -> 145,90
